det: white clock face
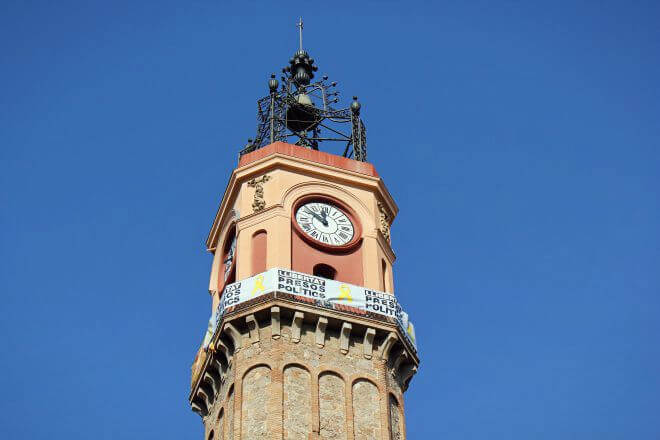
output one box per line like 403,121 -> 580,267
295,201 -> 355,246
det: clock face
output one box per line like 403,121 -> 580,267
295,201 -> 355,246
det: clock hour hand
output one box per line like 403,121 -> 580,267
304,207 -> 328,226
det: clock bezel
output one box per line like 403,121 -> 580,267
291,194 -> 363,252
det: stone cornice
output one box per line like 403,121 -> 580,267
188,294 -> 419,407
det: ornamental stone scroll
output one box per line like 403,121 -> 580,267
377,201 -> 391,243
247,174 -> 271,212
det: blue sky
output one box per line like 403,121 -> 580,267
1,1 -> 659,438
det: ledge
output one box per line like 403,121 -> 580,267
238,142 -> 379,177
189,297 -> 420,413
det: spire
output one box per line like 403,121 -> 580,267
297,17 -> 304,51
240,21 -> 368,162
288,18 -> 315,87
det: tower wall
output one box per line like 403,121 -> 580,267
205,143 -> 397,297
191,143 -> 418,440
198,305 -> 412,440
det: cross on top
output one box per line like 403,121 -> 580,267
297,17 -> 303,50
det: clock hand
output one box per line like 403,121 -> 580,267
318,210 -> 329,226
304,207 -> 328,226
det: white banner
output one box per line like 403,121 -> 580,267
215,268 -> 417,350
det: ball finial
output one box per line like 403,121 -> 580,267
268,74 -> 279,92
351,96 -> 361,113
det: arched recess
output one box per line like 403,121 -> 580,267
211,208 -> 239,290
286,184 -> 370,285
226,385 -> 235,440
217,223 -> 237,293
388,394 -> 403,440
318,371 -> 347,440
251,230 -> 267,275
241,365 -> 272,439
381,258 -> 388,292
282,364 -> 312,440
352,378 -> 382,440
216,408 -> 225,440
281,181 -> 374,232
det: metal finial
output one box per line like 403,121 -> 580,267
241,26 -> 368,161
351,96 -> 361,113
268,74 -> 278,92
297,17 -> 304,50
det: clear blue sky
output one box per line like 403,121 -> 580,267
1,1 -> 659,438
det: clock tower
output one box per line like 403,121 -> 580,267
189,22 -> 419,440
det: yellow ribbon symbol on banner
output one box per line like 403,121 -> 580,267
407,324 -> 415,343
252,275 -> 265,296
338,284 -> 352,302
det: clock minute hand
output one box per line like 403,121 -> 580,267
304,207 -> 328,226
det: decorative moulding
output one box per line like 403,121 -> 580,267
247,174 -> 271,213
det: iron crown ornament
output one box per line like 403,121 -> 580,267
239,18 -> 368,162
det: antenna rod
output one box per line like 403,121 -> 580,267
297,17 -> 303,50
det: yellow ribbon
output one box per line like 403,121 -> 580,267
407,323 -> 415,342
338,284 -> 353,302
251,275 -> 265,296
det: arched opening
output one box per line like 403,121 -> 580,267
251,230 -> 267,275
207,429 -> 214,440
313,263 -> 336,280
381,259 -> 388,292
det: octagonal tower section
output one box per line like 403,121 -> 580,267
190,142 -> 419,440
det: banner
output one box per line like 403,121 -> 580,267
201,309 -> 216,350
215,268 -> 417,350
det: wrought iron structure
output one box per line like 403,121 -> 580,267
240,19 -> 367,162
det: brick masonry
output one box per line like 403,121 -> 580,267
283,365 -> 312,439
195,305 -> 416,440
319,372 -> 346,440
352,380 -> 382,440
388,395 -> 403,440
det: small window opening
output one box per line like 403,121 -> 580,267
313,263 -> 336,280
251,230 -> 267,275
381,259 -> 388,292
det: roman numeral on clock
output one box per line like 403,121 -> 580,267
296,201 -> 355,246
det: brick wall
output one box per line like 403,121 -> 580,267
197,308 -> 414,440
